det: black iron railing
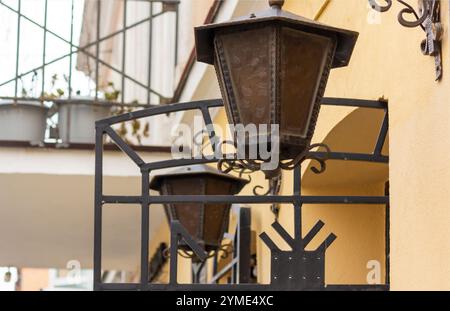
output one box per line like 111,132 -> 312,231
94,97 -> 389,291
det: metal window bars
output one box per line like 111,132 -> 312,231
0,0 -> 179,140
94,97 -> 390,291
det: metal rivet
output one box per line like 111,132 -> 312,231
288,275 -> 293,279
288,256 -> 292,260
273,276 -> 277,280
316,276 -> 321,280
302,276 -> 306,280
274,257 -> 278,260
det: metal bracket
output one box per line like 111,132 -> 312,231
169,221 -> 208,284
260,220 -> 336,290
148,243 -> 168,282
368,0 -> 443,80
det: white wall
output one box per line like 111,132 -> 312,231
0,146 -> 170,270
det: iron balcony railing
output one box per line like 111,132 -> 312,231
94,97 -> 390,291
0,0 -> 179,143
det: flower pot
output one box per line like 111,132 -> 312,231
57,98 -> 111,144
0,101 -> 49,143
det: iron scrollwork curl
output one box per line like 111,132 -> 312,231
397,0 -> 428,28
368,0 -> 393,12
217,142 -> 331,178
195,128 -> 331,219
163,242 -> 233,261
368,0 -> 442,80
217,140 -> 330,220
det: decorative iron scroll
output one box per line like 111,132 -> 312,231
94,98 -> 390,291
368,0 -> 442,80
217,143 -> 331,177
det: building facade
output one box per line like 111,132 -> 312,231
146,0 -> 450,290
0,0 -> 448,291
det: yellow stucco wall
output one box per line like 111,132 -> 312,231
287,0 -> 449,290
211,0 -> 450,289
151,0 -> 450,290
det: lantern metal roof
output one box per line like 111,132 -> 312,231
195,5 -> 359,68
149,164 -> 249,191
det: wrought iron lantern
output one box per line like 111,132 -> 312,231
195,0 -> 358,172
149,165 -> 249,254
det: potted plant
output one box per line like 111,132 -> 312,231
113,99 -> 150,146
55,80 -> 150,146
50,75 -> 113,145
0,72 -> 49,144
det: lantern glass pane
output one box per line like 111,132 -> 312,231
159,174 -> 245,252
203,177 -> 236,247
280,27 -> 333,138
164,178 -> 203,244
215,26 -> 273,126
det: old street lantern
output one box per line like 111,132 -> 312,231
149,165 -> 248,253
195,0 -> 358,163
